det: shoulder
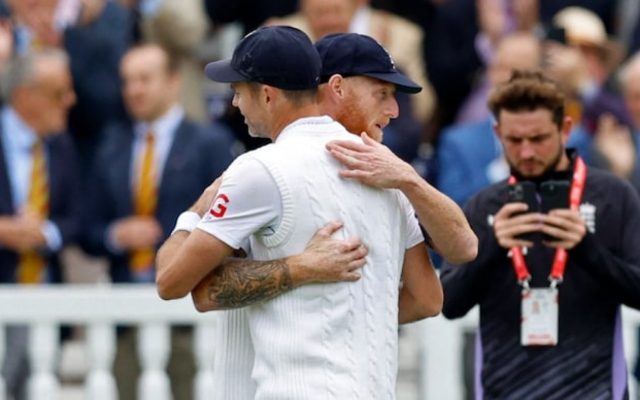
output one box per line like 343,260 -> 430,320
586,167 -> 639,200
227,146 -> 275,172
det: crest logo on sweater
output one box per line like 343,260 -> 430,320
579,202 -> 596,233
209,193 -> 230,218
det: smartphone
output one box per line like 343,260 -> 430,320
540,180 -> 570,213
540,180 -> 570,241
508,182 -> 538,212
508,181 -> 538,241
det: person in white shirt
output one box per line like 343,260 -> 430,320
157,27 -> 474,399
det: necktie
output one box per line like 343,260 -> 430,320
565,99 -> 583,126
130,131 -> 157,273
17,140 -> 49,284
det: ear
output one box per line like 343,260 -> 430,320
262,85 -> 282,112
327,74 -> 345,99
261,85 -> 274,105
493,120 -> 501,139
560,115 -> 573,144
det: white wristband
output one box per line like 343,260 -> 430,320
171,211 -> 202,235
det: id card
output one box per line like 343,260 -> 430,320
521,288 -> 558,346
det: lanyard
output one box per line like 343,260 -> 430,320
507,156 -> 587,290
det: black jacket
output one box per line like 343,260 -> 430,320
441,164 -> 640,400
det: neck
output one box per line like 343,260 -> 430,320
269,102 -> 322,141
555,152 -> 571,172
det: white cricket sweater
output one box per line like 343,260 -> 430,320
211,308 -> 256,400
245,117 -> 413,400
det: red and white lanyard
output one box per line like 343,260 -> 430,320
507,157 -> 587,290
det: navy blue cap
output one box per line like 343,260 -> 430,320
315,33 -> 422,94
205,26 -> 321,90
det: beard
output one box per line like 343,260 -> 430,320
509,145 -> 566,182
335,94 -> 368,136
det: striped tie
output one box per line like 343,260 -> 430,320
130,132 -> 157,273
17,140 -> 49,284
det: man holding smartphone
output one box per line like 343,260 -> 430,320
441,70 -> 640,399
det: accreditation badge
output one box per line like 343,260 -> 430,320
521,288 -> 558,346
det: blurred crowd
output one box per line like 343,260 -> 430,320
1,0 -> 640,399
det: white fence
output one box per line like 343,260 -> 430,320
0,285 -> 638,400
0,285 -> 216,400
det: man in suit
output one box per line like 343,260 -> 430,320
82,43 -> 236,400
0,48 -> 80,400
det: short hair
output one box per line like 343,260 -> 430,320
124,42 -> 180,74
246,82 -> 318,107
0,48 -> 70,102
281,88 -> 318,106
488,70 -> 566,128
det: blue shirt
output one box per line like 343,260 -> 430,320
0,107 -> 62,253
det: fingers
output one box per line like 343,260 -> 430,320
338,169 -> 371,183
328,146 -> 368,170
341,271 -> 361,281
360,132 -> 378,146
326,140 -> 370,153
315,220 -> 344,238
341,250 -> 367,281
341,235 -> 362,250
351,243 -> 368,260
496,202 -> 530,218
494,211 -> 543,248
539,212 -> 586,249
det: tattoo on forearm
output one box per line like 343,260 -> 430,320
207,258 -> 293,308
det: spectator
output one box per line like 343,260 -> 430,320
441,70 -> 640,399
0,48 -> 80,400
544,6 -> 626,137
134,0 -> 212,122
81,43 -> 235,400
1,0 -> 134,185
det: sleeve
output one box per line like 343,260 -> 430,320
570,180 -> 640,309
439,193 -> 505,319
399,193 -> 424,249
196,156 -> 282,250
